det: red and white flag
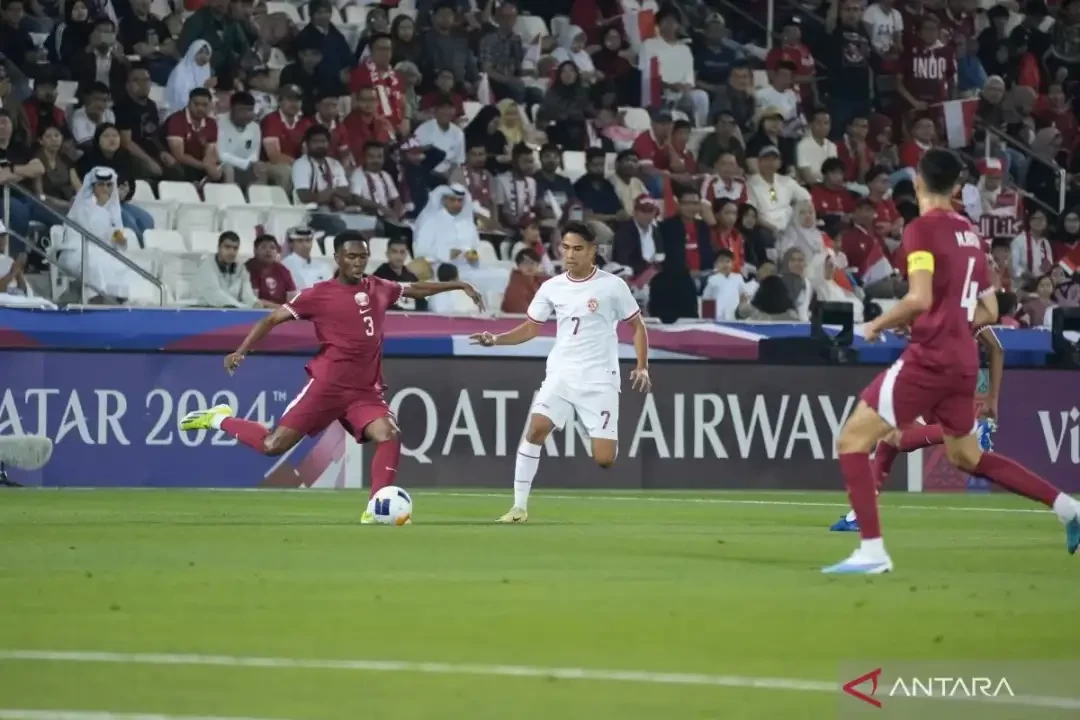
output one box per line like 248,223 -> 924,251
639,38 -> 662,109
940,98 -> 979,148
1060,245 -> 1080,275
620,0 -> 657,51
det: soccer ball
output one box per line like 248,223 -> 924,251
369,486 -> 413,525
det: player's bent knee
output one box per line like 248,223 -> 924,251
525,415 -> 554,445
944,440 -> 981,473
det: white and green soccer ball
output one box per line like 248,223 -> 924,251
368,486 -> 413,525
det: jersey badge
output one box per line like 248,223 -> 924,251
354,291 -> 370,307
587,298 -> 599,313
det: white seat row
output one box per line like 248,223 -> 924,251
135,181 -> 292,207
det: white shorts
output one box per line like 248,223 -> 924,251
530,378 -> 620,441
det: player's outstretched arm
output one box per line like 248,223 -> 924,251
628,314 -> 651,392
402,280 -> 484,310
468,320 -> 542,347
224,305 -> 295,374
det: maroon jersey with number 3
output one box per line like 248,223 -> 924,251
283,276 -> 404,392
900,209 -> 992,376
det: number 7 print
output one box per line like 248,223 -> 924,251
571,317 -> 580,335
600,410 -> 611,429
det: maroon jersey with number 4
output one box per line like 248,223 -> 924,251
901,209 -> 992,376
283,276 -> 404,392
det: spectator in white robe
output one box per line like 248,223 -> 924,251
165,40 -> 212,115
413,183 -> 509,298
57,167 -> 140,303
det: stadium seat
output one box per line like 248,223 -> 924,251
248,184 -> 291,206
449,288 -> 481,314
132,198 -> 174,232
604,152 -> 616,176
149,0 -> 171,20
143,229 -> 190,254
508,241 -> 527,261
220,206 -> 266,238
159,252 -> 202,305
562,151 -> 586,183
550,15 -> 571,39
671,109 -> 690,124
159,182 -> 217,234
56,81 -> 78,108
124,249 -> 172,306
753,70 -> 769,89
133,180 -> 156,202
514,15 -> 548,41
189,230 -> 222,255
622,107 -> 651,133
477,241 -> 499,266
263,207 -> 310,240
367,237 -> 389,267
148,83 -> 166,111
203,183 -> 247,207
344,4 -> 369,26
463,101 -> 483,124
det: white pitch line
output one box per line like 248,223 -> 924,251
0,711 -> 287,720
435,492 -> 1050,515
2,651 -> 1080,711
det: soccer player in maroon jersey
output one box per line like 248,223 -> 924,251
823,148 -> 1080,574
179,231 -> 482,522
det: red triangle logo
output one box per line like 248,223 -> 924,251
843,668 -> 883,708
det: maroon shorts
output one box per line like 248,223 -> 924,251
861,359 -> 978,438
279,379 -> 394,441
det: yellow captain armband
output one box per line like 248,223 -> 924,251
907,250 -> 935,275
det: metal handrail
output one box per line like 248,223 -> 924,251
974,118 -> 1069,213
953,144 -> 1060,219
2,181 -> 166,306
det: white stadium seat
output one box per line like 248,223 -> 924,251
367,237 -> 389,268
149,83 -> 166,111
753,70 -> 769,89
159,181 -> 218,234
124,249 -> 172,306
133,180 -> 156,202
219,206 -> 265,237
203,183 -> 247,207
189,230 -> 223,255
622,107 -> 651,133
561,151 -> 587,183
450,288 -> 481,314
143,229 -> 190,254
550,15 -> 571,40
158,181 -> 202,203
56,81 -> 78,107
508,241 -> 527,262
514,15 -> 548,41
266,1 -> 302,24
344,4 -> 369,26
463,101 -> 483,124
159,253 -> 202,305
263,207 -> 310,240
477,240 -> 499,266
248,184 -> 291,206
132,198 -> 175,232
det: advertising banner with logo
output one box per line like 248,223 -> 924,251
0,352 -> 901,490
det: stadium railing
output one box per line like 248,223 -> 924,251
3,182 -> 167,306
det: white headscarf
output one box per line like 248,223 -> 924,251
778,200 -> 827,259
65,167 -> 123,247
551,25 -> 595,73
166,40 -> 212,113
808,249 -> 863,320
414,184 -> 479,263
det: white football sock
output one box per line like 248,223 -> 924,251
514,442 -> 541,510
859,538 -> 887,559
210,414 -> 226,430
1052,493 -> 1078,524
845,509 -> 857,522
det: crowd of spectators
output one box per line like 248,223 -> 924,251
1,0 -> 1080,324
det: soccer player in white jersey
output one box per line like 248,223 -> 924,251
469,222 -> 652,523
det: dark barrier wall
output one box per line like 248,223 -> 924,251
0,352 -> 906,490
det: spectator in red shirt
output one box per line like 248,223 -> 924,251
836,114 -> 874,182
419,69 -> 465,122
700,151 -> 748,210
765,17 -> 816,105
866,165 -> 904,255
632,108 -> 675,195
1036,83 -> 1079,152
898,114 -> 936,168
898,13 -> 956,118
260,85 -> 310,192
22,76 -> 68,144
311,93 -> 352,168
245,234 -> 296,306
811,157 -> 855,231
841,198 -> 904,296
349,32 -> 408,135
668,119 -> 698,182
164,87 -> 221,184
343,85 -> 395,168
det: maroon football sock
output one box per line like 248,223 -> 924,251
896,424 -> 945,452
840,452 -> 881,539
369,438 -> 402,498
871,442 -> 900,492
221,418 -> 270,453
974,453 -> 1060,507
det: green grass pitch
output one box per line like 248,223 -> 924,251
0,489 -> 1078,719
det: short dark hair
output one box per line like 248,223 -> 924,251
189,87 -> 212,102
435,94 -> 456,109
673,119 -> 692,133
715,248 -> 735,260
539,143 -> 561,157
334,231 -> 369,253
466,139 -> 488,152
93,17 -> 115,28
363,140 -> 385,154
253,234 -> 278,250
562,221 -> 596,244
855,198 -> 876,211
810,106 -> 831,122
511,142 -> 533,161
85,81 -> 110,97
308,0 -> 331,13
387,236 -> 409,249
865,164 -> 890,183
218,231 -> 240,247
821,157 -> 845,176
231,91 -> 255,108
369,32 -> 393,46
616,149 -> 638,163
585,148 -> 605,164
776,60 -> 798,74
674,183 -> 699,202
304,124 -> 331,143
436,262 -> 459,281
514,248 -> 541,265
991,237 -> 1012,252
918,148 -> 965,195
655,4 -> 679,24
